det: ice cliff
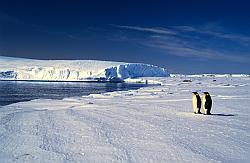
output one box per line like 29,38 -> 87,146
0,56 -> 169,81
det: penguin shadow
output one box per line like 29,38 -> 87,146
210,113 -> 236,117
194,112 -> 236,116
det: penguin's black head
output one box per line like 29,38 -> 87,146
203,92 -> 210,95
192,92 -> 198,94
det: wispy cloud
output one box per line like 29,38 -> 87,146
111,24 -> 250,62
112,25 -> 177,35
172,25 -> 250,43
142,38 -> 248,62
113,24 -> 250,44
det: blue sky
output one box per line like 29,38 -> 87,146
0,0 -> 250,73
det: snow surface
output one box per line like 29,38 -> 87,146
170,74 -> 250,78
0,56 -> 169,81
0,76 -> 250,162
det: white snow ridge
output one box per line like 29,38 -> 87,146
0,56 -> 169,81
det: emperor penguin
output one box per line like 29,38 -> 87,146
192,92 -> 201,114
202,92 -> 212,115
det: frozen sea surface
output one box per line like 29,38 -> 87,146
0,77 -> 250,162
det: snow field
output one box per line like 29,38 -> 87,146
0,76 -> 250,162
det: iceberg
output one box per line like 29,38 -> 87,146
0,56 -> 169,81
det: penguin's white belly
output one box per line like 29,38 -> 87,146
202,95 -> 207,113
192,95 -> 198,113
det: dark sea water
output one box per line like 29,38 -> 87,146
0,81 -> 146,106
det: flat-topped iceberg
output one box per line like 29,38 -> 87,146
0,56 -> 169,81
